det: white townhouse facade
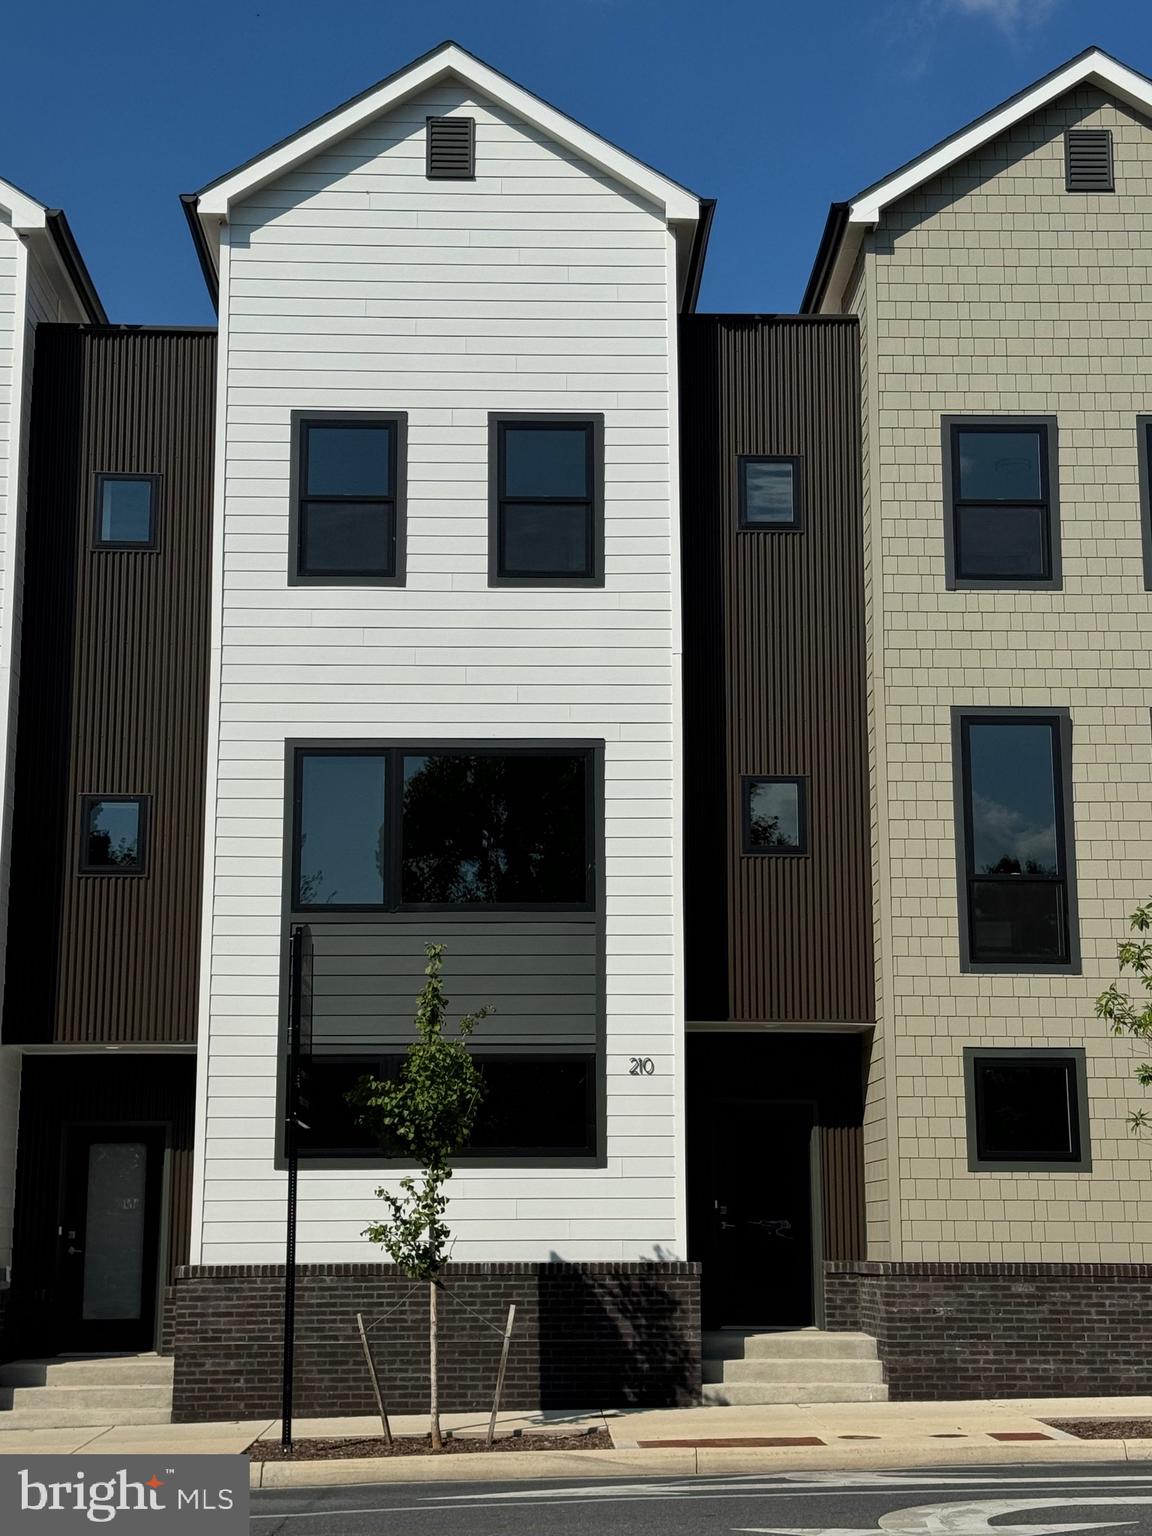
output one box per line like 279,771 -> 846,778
184,44 -> 704,1268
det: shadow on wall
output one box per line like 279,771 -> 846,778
538,1249 -> 700,1408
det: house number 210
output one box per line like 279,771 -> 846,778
629,1057 -> 655,1076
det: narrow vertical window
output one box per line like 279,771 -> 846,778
490,415 -> 603,583
1138,416 -> 1152,590
94,475 -> 159,548
944,419 -> 1058,587
739,456 -> 801,529
742,776 -> 807,854
81,796 -> 148,874
956,713 -> 1077,968
290,414 -> 406,584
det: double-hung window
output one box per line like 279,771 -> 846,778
292,745 -> 594,911
954,710 -> 1077,970
490,414 -> 603,583
291,413 -> 406,584
943,417 -> 1059,588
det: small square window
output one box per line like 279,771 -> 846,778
491,416 -> 603,583
94,475 -> 158,548
742,775 -> 807,854
964,1048 -> 1090,1171
291,414 -> 407,584
739,456 -> 801,529
943,419 -> 1059,588
80,796 -> 148,874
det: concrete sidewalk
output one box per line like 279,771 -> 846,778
3,1396 -> 1151,1486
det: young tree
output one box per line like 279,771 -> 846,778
1095,896 -> 1152,1131
347,943 -> 488,1449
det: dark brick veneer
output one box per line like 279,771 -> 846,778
168,1262 -> 700,1421
825,1260 -> 1152,1399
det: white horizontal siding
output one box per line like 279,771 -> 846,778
198,82 -> 682,1264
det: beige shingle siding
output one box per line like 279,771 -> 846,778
856,84 -> 1152,1261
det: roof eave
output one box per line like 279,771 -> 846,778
43,210 -> 107,324
181,194 -> 219,311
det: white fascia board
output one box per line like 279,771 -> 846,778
196,44 -> 699,223
0,178 -> 46,233
848,48 -> 1152,227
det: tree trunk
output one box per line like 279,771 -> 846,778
429,1278 -> 442,1450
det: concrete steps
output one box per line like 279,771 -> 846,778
0,1355 -> 173,1429
701,1329 -> 888,1406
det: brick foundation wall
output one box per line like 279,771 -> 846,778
825,1260 -> 1152,1399
168,1262 -> 700,1422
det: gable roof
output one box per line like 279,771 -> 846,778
183,39 -> 703,305
0,175 -> 106,324
802,46 -> 1152,314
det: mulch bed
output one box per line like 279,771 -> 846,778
1044,1419 -> 1152,1440
249,1429 -> 613,1461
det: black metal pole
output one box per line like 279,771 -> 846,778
281,928 -> 302,1452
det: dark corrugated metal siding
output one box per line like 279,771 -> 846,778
5,328 -> 215,1044
7,1053 -> 195,1352
680,317 -> 874,1024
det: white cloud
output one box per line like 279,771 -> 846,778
948,0 -> 1059,29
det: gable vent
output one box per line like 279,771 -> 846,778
1065,128 -> 1114,192
426,116 -> 475,180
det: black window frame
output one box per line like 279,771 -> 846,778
1065,128 -> 1114,193
79,793 -> 150,877
289,411 -> 407,586
1137,416 -> 1152,591
489,413 -> 604,586
942,416 -> 1060,590
953,707 -> 1079,973
737,454 -> 802,531
963,1047 -> 1091,1172
296,1051 -> 598,1161
288,742 -> 598,915
92,473 -> 160,551
741,774 -> 808,856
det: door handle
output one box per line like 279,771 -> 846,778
66,1246 -> 83,1255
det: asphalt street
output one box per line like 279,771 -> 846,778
249,1460 -> 1152,1536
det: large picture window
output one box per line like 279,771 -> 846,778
964,1048 -> 1090,1172
943,418 -> 1059,588
292,745 -> 594,911
955,711 -> 1077,969
290,413 -> 406,584
490,414 -> 603,583
298,1054 -> 596,1158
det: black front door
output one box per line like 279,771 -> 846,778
58,1125 -> 166,1352
704,1099 -> 815,1327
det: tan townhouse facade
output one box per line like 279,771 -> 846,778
806,49 -> 1152,1395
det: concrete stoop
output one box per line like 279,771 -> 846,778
0,1354 -> 173,1429
701,1328 -> 888,1406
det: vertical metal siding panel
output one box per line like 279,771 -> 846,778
5,329 -> 215,1045
681,316 -> 873,1024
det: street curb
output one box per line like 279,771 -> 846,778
249,1437 -> 1136,1489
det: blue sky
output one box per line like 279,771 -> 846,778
5,0 -> 1150,324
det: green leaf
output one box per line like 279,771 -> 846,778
347,942 -> 491,1280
